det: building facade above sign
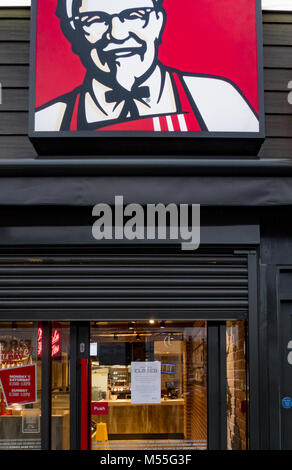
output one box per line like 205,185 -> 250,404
28,0 -> 265,156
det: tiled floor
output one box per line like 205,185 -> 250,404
92,439 -> 207,450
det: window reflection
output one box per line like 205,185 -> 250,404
0,322 -> 41,450
226,321 -> 248,450
51,322 -> 70,450
90,321 -> 207,450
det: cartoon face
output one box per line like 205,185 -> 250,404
72,0 -> 165,90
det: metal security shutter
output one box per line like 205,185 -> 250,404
0,246 -> 248,321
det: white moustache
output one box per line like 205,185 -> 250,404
103,38 -> 142,52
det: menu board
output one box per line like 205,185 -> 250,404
0,364 -> 37,406
131,362 -> 161,405
91,368 -> 108,401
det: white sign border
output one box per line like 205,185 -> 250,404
1,1 -> 292,11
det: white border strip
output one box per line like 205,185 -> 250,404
166,115 -> 174,132
262,0 -> 292,10
1,1 -> 31,6
1,0 -> 292,10
153,117 -> 161,132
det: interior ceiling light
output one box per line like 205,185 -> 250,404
160,321 -> 166,328
149,319 -> 155,324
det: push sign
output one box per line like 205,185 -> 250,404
282,397 -> 292,409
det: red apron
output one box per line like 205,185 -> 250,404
69,72 -> 201,132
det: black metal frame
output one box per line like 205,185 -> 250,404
0,292 -> 257,450
247,251 -> 260,449
207,322 -> 227,450
267,265 -> 292,450
41,322 -> 52,450
72,320 -> 230,450
257,262 -> 269,449
69,316 -> 253,451
2,159 -> 292,176
69,322 -> 79,450
28,0 -> 265,156
75,323 -> 91,451
0,226 -> 260,248
41,321 -> 90,450
73,316 -> 256,451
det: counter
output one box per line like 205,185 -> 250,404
92,399 -> 184,436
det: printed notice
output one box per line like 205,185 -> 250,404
22,408 -> 41,434
131,361 -> 161,404
0,364 -> 37,406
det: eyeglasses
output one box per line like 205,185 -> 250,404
75,8 -> 155,28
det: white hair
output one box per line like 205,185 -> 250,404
64,0 -> 75,30
62,0 -> 163,30
66,0 -> 73,19
65,0 -> 162,19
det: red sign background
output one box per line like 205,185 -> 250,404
35,0 -> 259,113
0,364 -> 37,406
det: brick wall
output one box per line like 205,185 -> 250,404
226,321 -> 247,450
183,323 -> 207,449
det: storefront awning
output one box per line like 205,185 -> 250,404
0,159 -> 292,206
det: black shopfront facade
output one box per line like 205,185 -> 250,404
0,162 -> 292,451
0,1 -> 292,452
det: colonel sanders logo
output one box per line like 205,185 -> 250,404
34,0 -> 260,133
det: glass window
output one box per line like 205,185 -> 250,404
226,321 -> 248,450
51,322 -> 70,450
0,322 -> 41,450
90,321 -> 207,450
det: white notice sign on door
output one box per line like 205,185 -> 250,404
131,361 -> 161,404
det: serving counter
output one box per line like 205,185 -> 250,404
92,399 -> 184,436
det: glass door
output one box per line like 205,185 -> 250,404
77,320 -> 249,451
89,321 -> 207,451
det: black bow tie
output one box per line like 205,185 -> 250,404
105,86 -> 150,119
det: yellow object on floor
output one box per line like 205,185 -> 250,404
95,422 -> 108,442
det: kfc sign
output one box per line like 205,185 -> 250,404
29,0 -> 264,155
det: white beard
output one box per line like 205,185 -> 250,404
114,54 -> 153,91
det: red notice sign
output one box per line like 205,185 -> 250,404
0,364 -> 37,406
91,402 -> 108,416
